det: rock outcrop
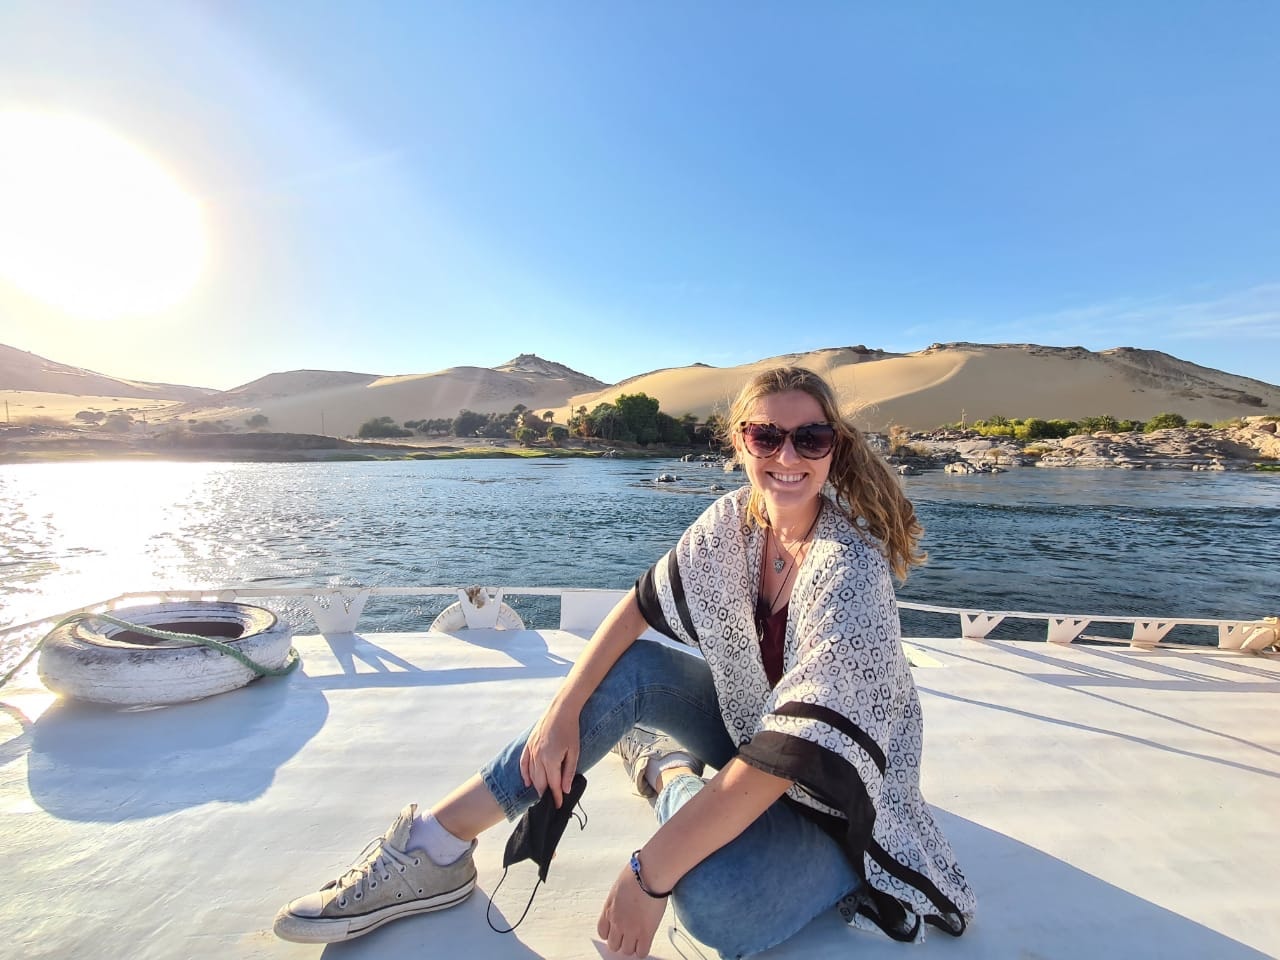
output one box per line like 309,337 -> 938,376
1033,419 -> 1279,470
891,417 -> 1280,472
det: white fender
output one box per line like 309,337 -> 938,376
430,587 -> 525,632
37,602 -> 294,706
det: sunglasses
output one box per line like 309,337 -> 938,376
738,421 -> 836,460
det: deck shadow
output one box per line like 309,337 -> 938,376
306,630 -> 574,691
317,888 -> 544,959
25,673 -> 327,821
912,639 -> 1280,766
299,807 -> 1276,959
758,809 -> 1274,959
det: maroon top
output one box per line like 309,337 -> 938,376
754,597 -> 789,688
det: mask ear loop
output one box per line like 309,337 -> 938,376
485,868 -> 540,934
668,924 -> 713,959
485,800 -> 588,934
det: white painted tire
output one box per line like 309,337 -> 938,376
430,601 -> 525,633
37,602 -> 294,706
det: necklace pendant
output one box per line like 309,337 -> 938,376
773,556 -> 785,574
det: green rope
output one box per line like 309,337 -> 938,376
0,610 -> 301,690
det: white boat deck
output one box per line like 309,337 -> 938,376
4,620 -> 1279,959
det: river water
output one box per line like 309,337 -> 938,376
2,459 -> 1276,655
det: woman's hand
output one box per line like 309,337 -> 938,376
598,861 -> 668,957
519,700 -> 581,807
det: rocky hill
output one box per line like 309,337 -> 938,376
159,354 -> 607,436
492,354 -> 605,389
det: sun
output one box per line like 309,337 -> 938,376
0,110 -> 207,319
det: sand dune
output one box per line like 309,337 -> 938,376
0,343 -> 213,402
852,345 -> 1279,431
555,344 -> 1279,431
555,348 -> 971,426
0,390 -> 186,427
2,343 -> 1277,437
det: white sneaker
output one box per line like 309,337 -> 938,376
613,725 -> 704,798
273,804 -> 476,943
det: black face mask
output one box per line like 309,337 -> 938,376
487,773 -> 588,933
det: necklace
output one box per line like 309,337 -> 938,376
760,508 -> 822,622
769,509 -> 821,575
756,513 -> 819,639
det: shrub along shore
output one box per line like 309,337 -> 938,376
3,419 -> 1279,470
2,396 -> 1278,470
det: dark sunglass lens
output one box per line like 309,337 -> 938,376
794,425 -> 835,458
744,424 -> 785,456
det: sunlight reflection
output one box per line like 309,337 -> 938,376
1,462 -> 224,625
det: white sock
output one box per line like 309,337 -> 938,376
408,810 -> 472,866
645,751 -> 697,793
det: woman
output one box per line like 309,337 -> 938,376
274,366 -> 975,957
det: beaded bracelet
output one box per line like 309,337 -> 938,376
629,849 -> 672,899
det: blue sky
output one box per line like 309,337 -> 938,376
1,1 -> 1277,390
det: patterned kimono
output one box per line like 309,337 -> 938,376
635,486 -> 975,941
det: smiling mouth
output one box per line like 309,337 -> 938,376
769,472 -> 806,484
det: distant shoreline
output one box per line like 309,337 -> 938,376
3,425 -> 1280,473
0,428 -> 705,465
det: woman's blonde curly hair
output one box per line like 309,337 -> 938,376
721,365 -> 925,580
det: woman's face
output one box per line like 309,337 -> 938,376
734,390 -> 834,522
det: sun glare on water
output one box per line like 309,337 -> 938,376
0,110 -> 207,319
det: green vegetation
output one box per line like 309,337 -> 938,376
102,412 -> 134,433
245,413 -> 270,429
559,394 -> 717,448
358,397 -> 1261,453
421,446 -> 600,460
358,416 -> 413,438
451,409 -> 489,437
1142,412 -> 1187,432
340,394 -> 722,453
189,419 -> 233,433
403,417 -> 452,435
449,405 -> 546,440
944,413 -> 1149,438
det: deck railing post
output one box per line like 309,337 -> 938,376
1047,617 -> 1090,644
303,589 -> 370,636
1131,621 -> 1177,649
960,612 -> 1004,639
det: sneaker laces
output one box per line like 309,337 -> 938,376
332,837 -> 418,907
616,728 -> 658,767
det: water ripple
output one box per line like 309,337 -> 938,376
1,462 -> 1275,649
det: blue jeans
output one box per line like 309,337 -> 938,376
480,638 -> 862,958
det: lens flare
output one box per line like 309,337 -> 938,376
0,110 -> 207,319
